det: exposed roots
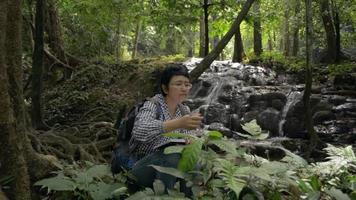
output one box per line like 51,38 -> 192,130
29,121 -> 116,164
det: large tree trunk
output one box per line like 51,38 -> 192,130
199,14 -> 205,57
333,5 -> 341,62
0,0 -> 32,199
211,14 -> 220,60
304,0 -> 319,157
45,0 -> 64,61
44,0 -> 82,77
253,0 -> 263,56
190,0 -> 255,82
267,32 -> 273,51
320,0 -> 337,63
32,0 -> 47,130
292,1 -> 301,56
283,7 -> 290,56
187,26 -> 195,57
203,0 -> 209,56
132,18 -> 141,59
232,26 -> 245,62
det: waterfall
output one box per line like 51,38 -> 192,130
278,90 -> 303,136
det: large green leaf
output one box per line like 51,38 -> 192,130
325,188 -> 351,200
85,164 -> 111,179
34,174 -> 75,191
153,179 -> 165,195
150,165 -> 186,179
163,132 -> 196,139
208,139 -> 239,156
164,145 -> 185,154
208,131 -> 223,139
88,182 -> 126,200
241,119 -> 262,136
178,139 -> 203,172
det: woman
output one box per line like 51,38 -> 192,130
129,63 -> 203,191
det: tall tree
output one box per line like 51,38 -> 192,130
199,13 -> 206,57
190,0 -> 255,82
45,0 -> 64,61
132,18 -> 142,59
319,0 -> 337,63
283,4 -> 291,56
304,0 -> 319,156
0,0 -> 32,199
203,0 -> 210,56
253,0 -> 263,56
232,25 -> 245,62
32,0 -> 47,130
292,0 -> 301,56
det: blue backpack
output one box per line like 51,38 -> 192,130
111,98 -> 161,174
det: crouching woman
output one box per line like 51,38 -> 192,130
129,64 -> 203,192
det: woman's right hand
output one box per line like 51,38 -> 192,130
179,113 -> 204,130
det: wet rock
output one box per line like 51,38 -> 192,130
257,108 -> 281,136
334,103 -> 356,112
313,111 -> 336,124
327,95 -> 347,105
333,73 -> 356,90
312,101 -> 333,113
201,103 -> 228,125
242,111 -> 260,123
227,114 -> 242,132
271,99 -> 285,111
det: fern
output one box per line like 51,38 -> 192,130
213,158 -> 247,198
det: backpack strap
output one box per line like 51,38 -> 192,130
148,97 -> 163,120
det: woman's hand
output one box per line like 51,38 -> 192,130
179,113 -> 203,130
163,112 -> 203,132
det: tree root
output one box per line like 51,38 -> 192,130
29,123 -> 116,165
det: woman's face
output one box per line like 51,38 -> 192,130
163,75 -> 192,103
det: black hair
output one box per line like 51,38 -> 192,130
160,63 -> 190,96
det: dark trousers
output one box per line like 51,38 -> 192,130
130,151 -> 181,190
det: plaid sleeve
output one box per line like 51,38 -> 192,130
131,100 -> 164,142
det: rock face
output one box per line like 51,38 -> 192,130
184,58 -> 356,147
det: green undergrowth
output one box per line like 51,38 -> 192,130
35,129 -> 356,200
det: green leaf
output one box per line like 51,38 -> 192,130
111,187 -> 128,198
74,172 -> 93,187
150,165 -> 186,179
153,179 -> 165,195
254,133 -> 269,140
208,131 -> 223,139
178,139 -> 203,172
280,147 -> 308,167
88,182 -> 126,200
259,161 -> 289,174
227,178 -> 246,199
34,174 -> 75,191
298,179 -> 314,193
85,164 -> 111,179
325,187 -> 351,200
164,145 -> 185,154
163,132 -> 196,139
127,188 -> 155,200
306,191 -> 321,200
241,119 -> 262,136
209,139 -> 238,155
309,175 -> 321,191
